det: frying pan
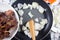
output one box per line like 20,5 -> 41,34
12,0 -> 53,40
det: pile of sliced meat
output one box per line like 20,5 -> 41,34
0,10 -> 18,39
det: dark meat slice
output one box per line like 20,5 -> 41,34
0,17 -> 4,23
4,24 -> 11,31
0,32 -> 1,35
4,31 -> 10,37
0,31 -> 10,39
1,21 -> 6,26
0,13 -> 6,24
0,12 -> 5,17
0,31 -> 4,39
0,15 -> 7,24
0,35 -> 4,39
0,24 -> 2,28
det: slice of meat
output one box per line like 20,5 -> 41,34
0,35 -> 4,39
4,31 -> 10,37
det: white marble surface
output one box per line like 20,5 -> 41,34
0,0 -> 16,5
1,0 -> 60,40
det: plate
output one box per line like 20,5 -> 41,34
0,3 -> 19,40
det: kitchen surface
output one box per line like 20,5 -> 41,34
0,0 -> 60,40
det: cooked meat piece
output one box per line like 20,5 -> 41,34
0,17 -> 4,23
0,32 -> 4,39
0,31 -> 1,34
11,20 -> 18,25
5,10 -> 14,16
0,26 -> 5,29
0,24 -> 1,26
0,35 -> 4,39
4,31 -> 10,37
1,21 -> 6,26
5,24 -> 11,30
0,12 -> 5,17
0,10 -> 18,39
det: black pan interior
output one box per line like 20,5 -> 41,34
12,0 -> 53,40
